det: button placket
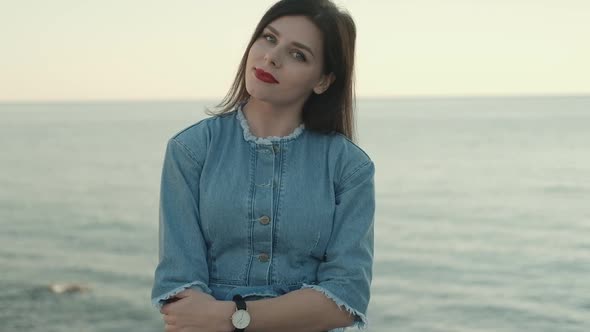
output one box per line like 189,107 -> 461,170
249,144 -> 276,285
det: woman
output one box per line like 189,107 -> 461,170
151,1 -> 375,331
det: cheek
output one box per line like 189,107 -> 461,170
285,67 -> 320,90
246,48 -> 255,66
247,42 -> 266,62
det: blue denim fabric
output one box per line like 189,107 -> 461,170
151,103 -> 375,331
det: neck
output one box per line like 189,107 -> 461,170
242,98 -> 304,138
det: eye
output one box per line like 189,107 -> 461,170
292,51 -> 307,62
262,33 -> 276,43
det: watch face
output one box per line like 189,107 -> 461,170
231,309 -> 251,329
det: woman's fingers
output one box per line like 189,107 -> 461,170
163,314 -> 176,325
160,296 -> 181,315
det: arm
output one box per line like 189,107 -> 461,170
151,137 -> 212,308
219,160 -> 375,332
301,160 -> 375,330
217,288 -> 354,332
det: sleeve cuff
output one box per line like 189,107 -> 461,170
151,280 -> 212,309
301,283 -> 369,330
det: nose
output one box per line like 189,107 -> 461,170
263,48 -> 281,68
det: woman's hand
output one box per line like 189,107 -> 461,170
160,289 -> 235,332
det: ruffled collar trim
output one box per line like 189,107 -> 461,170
236,102 -> 305,145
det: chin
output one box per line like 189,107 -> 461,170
246,81 -> 278,103
247,92 -> 280,105
245,78 -> 303,107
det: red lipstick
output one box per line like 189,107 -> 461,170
254,68 -> 279,84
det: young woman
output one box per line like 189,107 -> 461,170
151,1 -> 375,331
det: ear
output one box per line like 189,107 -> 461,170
313,72 -> 335,95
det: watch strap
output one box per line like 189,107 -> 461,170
232,294 -> 247,310
232,294 -> 248,332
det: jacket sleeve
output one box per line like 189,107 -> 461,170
151,137 -> 212,309
302,160 -> 375,330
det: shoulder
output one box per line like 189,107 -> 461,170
171,111 -> 234,143
169,111 -> 235,147
167,111 -> 236,163
323,132 -> 375,193
328,132 -> 372,165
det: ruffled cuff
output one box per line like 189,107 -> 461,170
151,280 -> 212,309
301,283 -> 368,331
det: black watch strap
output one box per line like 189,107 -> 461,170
232,294 -> 247,332
233,294 -> 247,310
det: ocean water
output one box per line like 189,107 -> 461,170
0,96 -> 589,332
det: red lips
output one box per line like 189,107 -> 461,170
254,68 -> 279,84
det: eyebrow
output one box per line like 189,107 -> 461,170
266,25 -> 315,58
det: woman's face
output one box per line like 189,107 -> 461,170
245,15 -> 333,107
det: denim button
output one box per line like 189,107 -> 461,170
258,253 -> 269,262
259,215 -> 271,225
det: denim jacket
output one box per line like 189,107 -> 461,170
151,103 -> 375,331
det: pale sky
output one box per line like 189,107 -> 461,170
0,0 -> 588,101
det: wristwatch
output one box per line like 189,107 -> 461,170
231,294 -> 251,331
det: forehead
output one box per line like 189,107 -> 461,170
265,15 -> 323,51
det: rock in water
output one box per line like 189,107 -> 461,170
48,283 -> 92,294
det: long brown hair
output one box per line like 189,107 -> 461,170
206,0 -> 357,142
